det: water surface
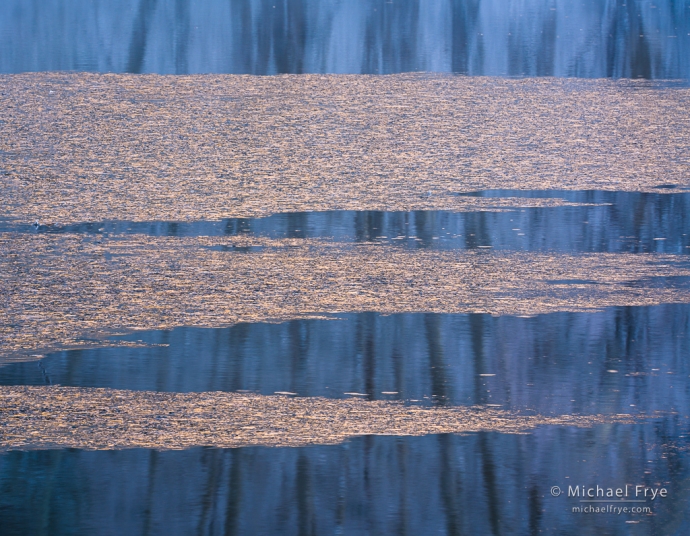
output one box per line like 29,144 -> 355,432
1,0 -> 689,77
1,424 -> 688,535
3,304 -> 688,417
5,191 -> 690,254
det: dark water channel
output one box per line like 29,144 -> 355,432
1,0 -> 689,78
7,191 -> 690,254
1,423 -> 689,536
1,305 -> 689,418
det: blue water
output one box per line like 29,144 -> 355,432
2,305 -> 689,418
1,0 -> 689,78
1,426 -> 688,535
5,191 -> 690,254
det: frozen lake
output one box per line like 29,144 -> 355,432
1,3 -> 690,532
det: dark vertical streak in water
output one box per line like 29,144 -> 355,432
228,323 -> 248,393
334,444 -> 348,533
285,0 -> 307,74
127,0 -> 159,74
289,319 -> 310,394
450,0 -> 480,74
424,314 -> 450,404
463,212 -> 491,249
197,449 -> 225,534
296,454 -> 316,536
470,313 -> 487,405
286,212 -> 308,239
412,211 -> 432,245
437,434 -> 462,536
535,5 -> 557,76
354,211 -> 384,242
478,432 -> 502,536
141,450 -> 159,536
39,451 -> 63,536
223,449 -> 242,536
528,482 -> 542,536
395,439 -> 409,536
629,3 -> 652,79
363,435 -> 375,534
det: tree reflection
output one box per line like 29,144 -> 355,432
2,0 -> 689,77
